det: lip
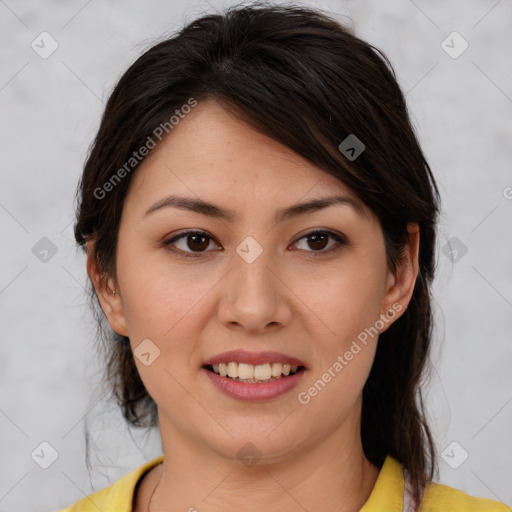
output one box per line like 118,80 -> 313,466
202,366 -> 306,401
202,349 -> 306,367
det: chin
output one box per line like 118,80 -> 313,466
203,426 -> 307,467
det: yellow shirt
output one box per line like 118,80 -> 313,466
58,454 -> 511,512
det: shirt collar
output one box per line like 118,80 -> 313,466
360,455 -> 406,512
115,454 -> 405,511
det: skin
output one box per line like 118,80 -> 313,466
87,98 -> 420,512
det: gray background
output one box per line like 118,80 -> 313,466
1,0 -> 511,511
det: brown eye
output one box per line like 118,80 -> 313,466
293,230 -> 347,256
306,233 -> 329,250
163,230 -> 219,258
187,234 -> 210,251
163,229 -> 347,259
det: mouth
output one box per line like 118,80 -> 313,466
202,362 -> 306,383
201,350 -> 307,400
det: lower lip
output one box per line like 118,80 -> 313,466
202,367 -> 306,401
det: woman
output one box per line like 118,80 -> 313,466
60,3 -> 510,511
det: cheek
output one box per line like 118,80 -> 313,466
117,240 -> 214,340
295,253 -> 387,345
294,266 -> 383,421
291,250 -> 387,414
117,257 -> 213,404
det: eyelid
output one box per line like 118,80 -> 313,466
290,229 -> 348,257
162,229 -> 220,258
162,228 -> 348,258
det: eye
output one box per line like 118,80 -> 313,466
291,230 -> 347,256
162,230 -> 220,258
162,229 -> 347,258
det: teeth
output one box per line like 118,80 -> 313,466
238,363 -> 254,380
208,362 -> 300,381
254,363 -> 272,380
271,362 -> 282,377
227,362 -> 238,378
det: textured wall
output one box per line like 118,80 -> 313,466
1,1 -> 511,510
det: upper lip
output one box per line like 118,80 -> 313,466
203,349 -> 306,367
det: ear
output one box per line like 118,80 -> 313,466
86,240 -> 129,337
379,222 -> 420,332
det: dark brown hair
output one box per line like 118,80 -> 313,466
74,2 -> 439,508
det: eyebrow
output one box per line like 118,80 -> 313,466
143,193 -> 368,224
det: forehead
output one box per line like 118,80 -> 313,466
123,98 -> 370,220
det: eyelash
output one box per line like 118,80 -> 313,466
162,229 -> 348,259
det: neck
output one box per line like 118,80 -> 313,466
148,413 -> 380,512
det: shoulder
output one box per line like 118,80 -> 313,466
420,480 -> 511,512
57,455 -> 164,512
375,456 -> 510,512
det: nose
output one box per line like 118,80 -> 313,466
217,244 -> 293,334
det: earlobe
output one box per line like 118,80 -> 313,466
380,223 -> 420,331
85,241 -> 129,337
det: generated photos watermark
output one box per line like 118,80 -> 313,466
297,302 -> 403,405
93,97 -> 198,200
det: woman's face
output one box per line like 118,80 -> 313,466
90,98 -> 418,464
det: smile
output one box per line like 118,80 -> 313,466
204,362 -> 303,382
202,363 -> 306,401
